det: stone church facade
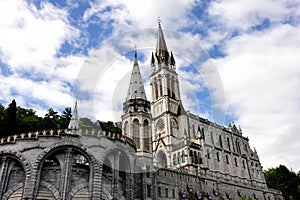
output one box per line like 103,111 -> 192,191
0,22 -> 283,199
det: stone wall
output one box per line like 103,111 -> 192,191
0,129 -> 136,200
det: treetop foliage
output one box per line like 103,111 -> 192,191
0,100 -> 122,137
0,100 -> 71,137
264,165 -> 300,200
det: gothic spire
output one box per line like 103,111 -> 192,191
68,100 -> 79,130
126,50 -> 147,100
156,19 -> 169,63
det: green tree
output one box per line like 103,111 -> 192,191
0,104 -> 7,136
16,107 -> 43,133
43,108 -> 60,130
98,121 -> 121,133
79,117 -> 98,129
58,107 -> 72,129
264,165 -> 300,200
6,99 -> 17,135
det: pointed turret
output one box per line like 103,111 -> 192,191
126,50 -> 147,101
122,48 -> 152,155
170,51 -> 175,66
68,100 -> 79,130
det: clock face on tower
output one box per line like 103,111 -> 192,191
156,119 -> 165,131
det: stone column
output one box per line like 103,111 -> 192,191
92,163 -> 102,200
126,172 -> 133,200
0,157 -> 9,198
112,152 -> 120,199
61,148 -> 73,200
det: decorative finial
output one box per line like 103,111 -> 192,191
134,44 -> 137,59
157,17 -> 161,24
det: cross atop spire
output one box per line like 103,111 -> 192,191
157,16 -> 161,24
134,45 -> 138,65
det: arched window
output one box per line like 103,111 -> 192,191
166,74 -> 170,96
124,121 -> 129,136
198,152 -> 202,164
237,141 -> 241,153
234,157 -> 238,167
158,75 -> 163,97
226,155 -> 229,164
158,187 -> 161,197
182,150 -> 185,162
189,150 -> 193,163
147,184 -> 151,197
143,120 -> 150,151
199,126 -> 205,140
173,153 -> 177,165
227,137 -> 231,151
171,76 -> 175,98
207,149 -> 210,159
165,188 -> 169,198
154,77 -> 158,100
192,124 -> 195,138
219,135 -> 223,148
133,119 -> 140,149
177,152 -> 181,164
236,139 -> 241,154
193,151 -> 197,164
157,151 -> 167,168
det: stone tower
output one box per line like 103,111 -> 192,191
150,21 -> 185,168
122,50 -> 152,155
122,50 -> 154,199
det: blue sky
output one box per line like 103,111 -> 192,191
0,0 -> 300,171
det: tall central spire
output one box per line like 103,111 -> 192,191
152,19 -> 175,68
155,19 -> 170,65
156,19 -> 168,55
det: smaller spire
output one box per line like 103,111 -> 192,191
170,51 -> 175,66
68,100 -> 79,130
151,52 -> 155,65
126,51 -> 147,100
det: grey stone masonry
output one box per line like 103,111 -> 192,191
0,129 -> 136,200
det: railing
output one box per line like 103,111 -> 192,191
0,129 -> 135,147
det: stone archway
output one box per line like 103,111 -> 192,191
34,144 -> 100,200
0,156 -> 27,200
101,150 -> 132,200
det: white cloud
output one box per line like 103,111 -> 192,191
0,0 -> 78,70
208,0 -> 294,31
83,0 -> 196,31
0,0 -> 83,113
214,23 -> 300,170
0,74 -> 73,109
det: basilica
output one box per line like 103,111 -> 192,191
0,22 -> 283,200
